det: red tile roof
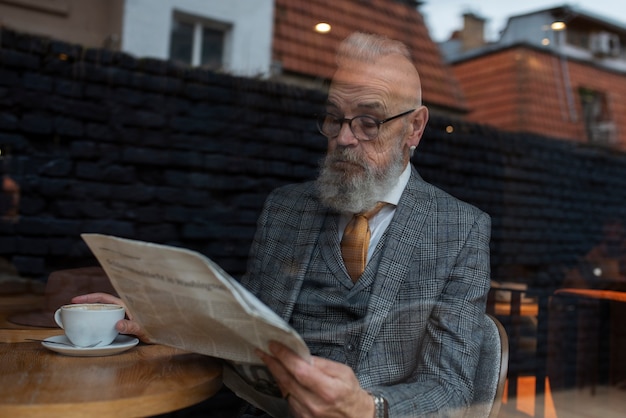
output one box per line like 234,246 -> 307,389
452,45 -> 626,149
273,0 -> 467,113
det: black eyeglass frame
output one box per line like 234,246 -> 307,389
316,108 -> 416,141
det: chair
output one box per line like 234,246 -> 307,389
469,313 -> 509,418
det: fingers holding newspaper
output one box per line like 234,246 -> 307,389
71,292 -> 152,343
256,341 -> 375,418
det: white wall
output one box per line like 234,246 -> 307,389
121,0 -> 274,77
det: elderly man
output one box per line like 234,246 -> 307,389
76,32 -> 491,417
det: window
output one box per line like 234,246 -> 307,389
579,87 -> 615,145
169,12 -> 230,70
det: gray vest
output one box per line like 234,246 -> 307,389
289,214 -> 385,369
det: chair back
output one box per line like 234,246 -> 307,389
469,313 -> 509,418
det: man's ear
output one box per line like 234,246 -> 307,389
407,106 -> 429,149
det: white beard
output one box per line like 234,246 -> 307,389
315,145 -> 405,214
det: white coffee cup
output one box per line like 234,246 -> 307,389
54,303 -> 125,347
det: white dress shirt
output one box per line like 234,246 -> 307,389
338,163 -> 411,263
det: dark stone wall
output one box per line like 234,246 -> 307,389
416,121 -> 626,289
0,29 -> 326,279
2,28 -> 626,290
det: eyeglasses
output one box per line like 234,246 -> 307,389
316,109 -> 415,141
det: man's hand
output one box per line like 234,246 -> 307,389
71,292 -> 151,342
257,341 -> 375,418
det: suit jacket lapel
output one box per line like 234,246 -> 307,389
357,167 -> 433,364
319,214 -> 353,286
280,193 -> 329,321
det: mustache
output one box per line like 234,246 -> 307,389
325,148 -> 366,169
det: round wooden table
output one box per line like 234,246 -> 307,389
0,340 -> 223,417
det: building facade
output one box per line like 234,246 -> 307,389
0,0 -> 124,49
0,0 -> 275,78
443,5 -> 626,150
269,0 -> 467,115
0,0 -> 467,116
120,0 -> 275,78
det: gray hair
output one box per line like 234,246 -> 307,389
335,32 -> 421,106
336,32 -> 412,65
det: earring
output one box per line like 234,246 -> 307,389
410,145 -> 416,157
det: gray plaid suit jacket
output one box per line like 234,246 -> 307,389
240,165 -> 491,417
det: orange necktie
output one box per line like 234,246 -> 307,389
341,202 -> 387,282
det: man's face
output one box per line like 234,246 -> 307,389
315,54 -> 423,213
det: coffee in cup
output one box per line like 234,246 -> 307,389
54,303 -> 125,347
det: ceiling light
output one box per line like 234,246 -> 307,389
315,22 -> 331,33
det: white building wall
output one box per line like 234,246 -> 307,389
120,0 -> 274,77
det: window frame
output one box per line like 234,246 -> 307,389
169,10 -> 232,70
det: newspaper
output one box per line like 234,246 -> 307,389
81,233 -> 309,416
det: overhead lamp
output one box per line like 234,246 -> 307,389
315,22 -> 331,33
551,21 -> 566,31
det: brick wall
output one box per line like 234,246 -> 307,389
2,28 -> 626,289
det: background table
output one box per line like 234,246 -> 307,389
555,288 -> 626,302
0,340 -> 223,417
549,287 -> 626,394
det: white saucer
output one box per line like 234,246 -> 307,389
41,334 -> 139,357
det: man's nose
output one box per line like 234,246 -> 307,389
335,121 -> 359,146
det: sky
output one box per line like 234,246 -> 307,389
421,1 -> 626,42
